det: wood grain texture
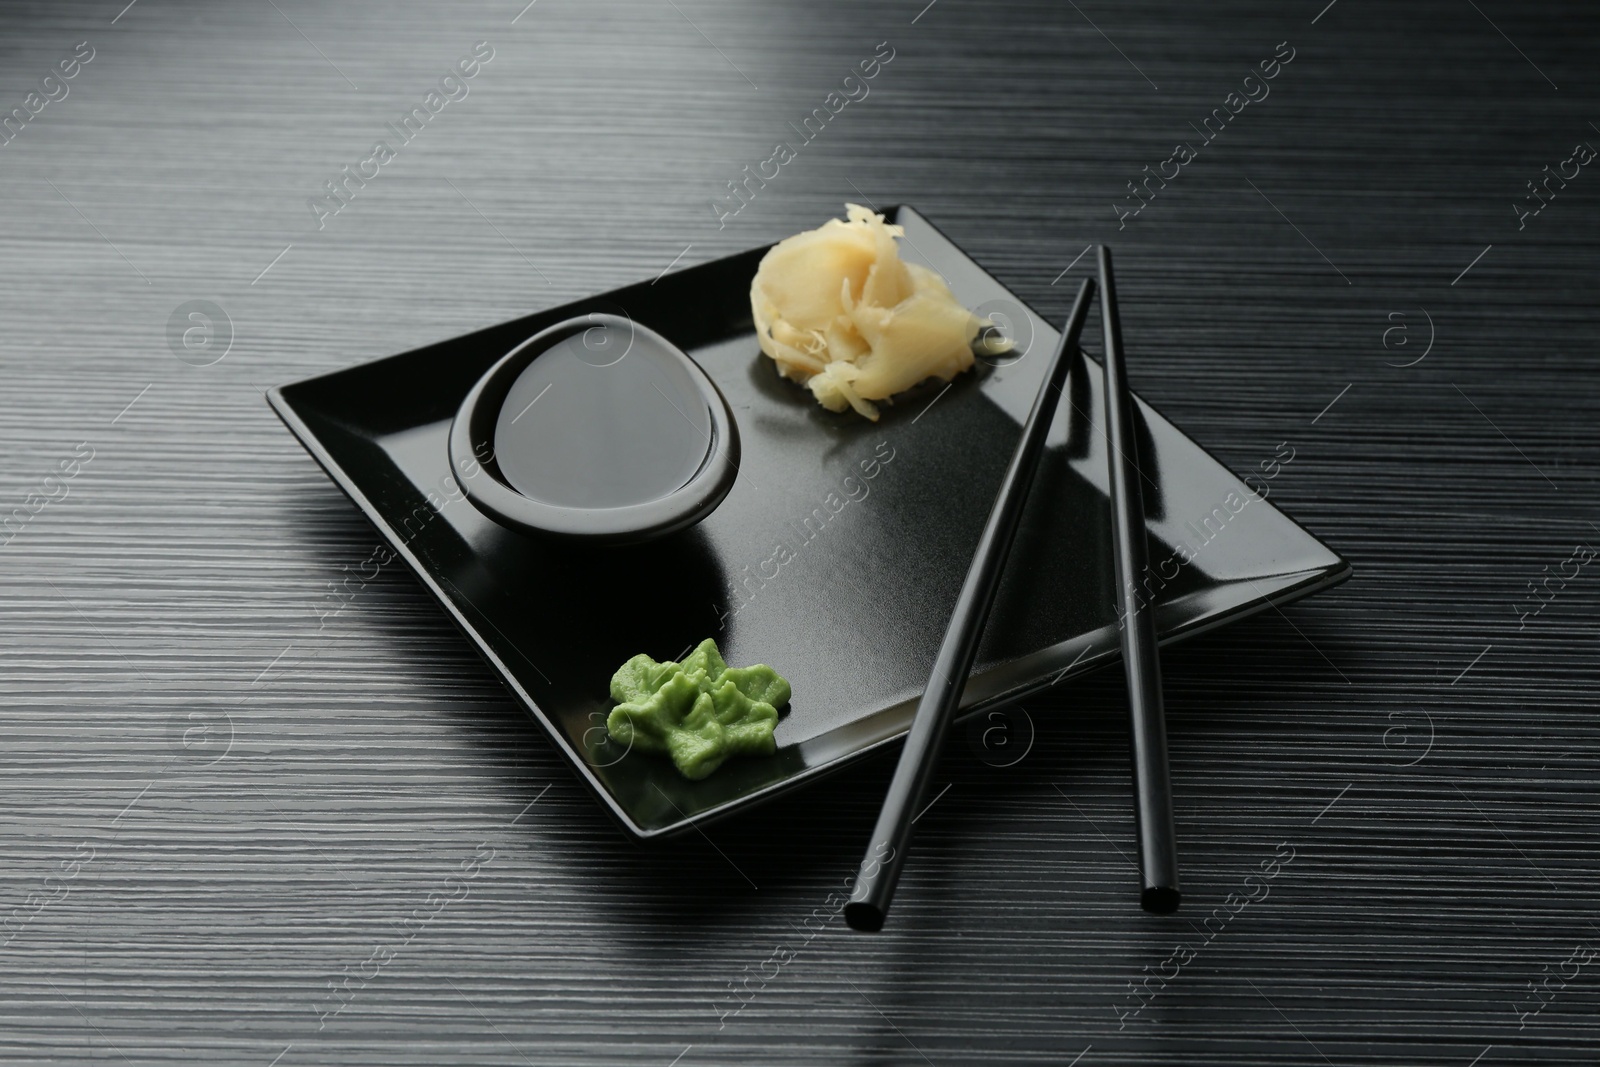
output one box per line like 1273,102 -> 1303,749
0,1 -> 1597,1064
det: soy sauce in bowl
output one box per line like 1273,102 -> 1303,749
450,313 -> 739,545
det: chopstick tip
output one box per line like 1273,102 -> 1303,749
844,901 -> 886,932
1141,886 -> 1181,914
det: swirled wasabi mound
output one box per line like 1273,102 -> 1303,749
751,204 -> 1004,421
606,639 -> 790,780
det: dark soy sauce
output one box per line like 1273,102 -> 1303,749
492,320 -> 712,509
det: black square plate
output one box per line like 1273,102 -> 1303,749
268,206 -> 1349,839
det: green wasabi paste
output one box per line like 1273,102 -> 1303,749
606,639 -> 790,780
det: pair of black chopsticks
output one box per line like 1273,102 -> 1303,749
845,247 -> 1179,932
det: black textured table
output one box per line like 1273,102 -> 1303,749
2,2 -> 1597,1064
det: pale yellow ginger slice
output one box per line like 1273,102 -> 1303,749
750,204 -> 1003,421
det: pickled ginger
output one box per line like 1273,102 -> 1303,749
750,204 -> 1006,421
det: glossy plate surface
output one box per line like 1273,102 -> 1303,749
268,206 -> 1349,839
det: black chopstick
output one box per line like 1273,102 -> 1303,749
1097,245 -> 1181,913
845,277 -> 1098,933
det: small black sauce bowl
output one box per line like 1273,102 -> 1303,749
448,313 -> 740,546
